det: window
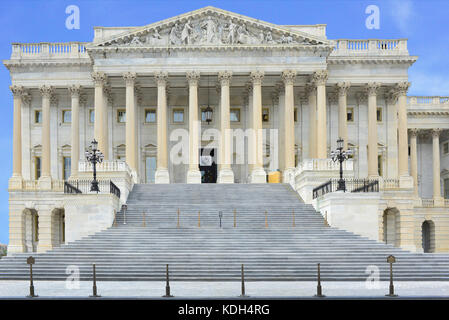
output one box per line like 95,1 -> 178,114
146,157 -> 157,183
347,108 -> 354,122
262,108 -> 269,122
378,154 -> 383,177
117,109 -> 126,123
35,157 -> 41,180
444,179 -> 449,199
377,107 -> 382,122
63,157 -> 71,180
173,109 -> 184,123
62,110 -> 71,123
145,109 -> 156,123
33,214 -> 39,242
35,110 -> 42,124
230,109 -> 240,122
443,142 -> 448,154
89,110 -> 95,123
294,108 -> 298,122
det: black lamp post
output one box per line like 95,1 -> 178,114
330,138 -> 352,191
85,139 -> 104,193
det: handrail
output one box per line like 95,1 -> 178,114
64,181 -> 81,194
313,178 -> 379,199
64,179 -> 121,198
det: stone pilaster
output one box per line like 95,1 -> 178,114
68,85 -> 81,179
366,82 -> 381,178
432,129 -> 444,205
155,72 -> 170,183
409,129 -> 419,196
186,71 -> 202,183
313,70 -> 328,159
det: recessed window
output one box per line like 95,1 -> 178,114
378,154 -> 383,176
444,142 -> 449,155
117,109 -> 126,123
294,108 -> 298,122
377,107 -> 382,122
35,110 -> 42,124
230,108 -> 240,122
63,157 -> 71,180
347,107 -> 354,122
62,110 -> 71,123
173,109 -> 184,123
89,110 -> 95,123
145,109 -> 156,123
33,214 -> 39,242
35,156 -> 41,179
262,108 -> 269,122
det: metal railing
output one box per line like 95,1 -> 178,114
313,178 -> 379,199
64,179 -> 121,199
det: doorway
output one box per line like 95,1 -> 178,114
422,220 -> 435,253
199,148 -> 217,183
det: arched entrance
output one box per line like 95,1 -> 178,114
383,208 -> 398,246
24,209 -> 38,252
52,209 -> 66,247
422,220 -> 435,253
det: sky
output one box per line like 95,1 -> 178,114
0,0 -> 448,244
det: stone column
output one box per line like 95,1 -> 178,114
249,71 -> 266,183
306,83 -> 317,158
186,71 -> 202,183
92,72 -> 108,156
409,129 -> 418,196
10,85 -> 24,188
218,71 -> 234,183
366,83 -> 380,178
155,72 -> 170,183
432,129 -> 443,203
69,85 -> 81,179
282,70 -> 296,183
313,70 -> 328,159
336,82 -> 350,150
396,82 -> 411,178
38,85 -> 53,189
123,72 -> 138,174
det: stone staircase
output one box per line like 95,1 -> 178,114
1,183 -> 449,281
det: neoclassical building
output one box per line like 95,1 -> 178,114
5,7 -> 449,254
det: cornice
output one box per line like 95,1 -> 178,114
328,56 -> 418,65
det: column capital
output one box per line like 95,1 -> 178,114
68,84 -> 81,98
271,90 -> 279,104
91,72 -> 107,87
155,71 -> 168,87
409,128 -> 419,137
250,70 -> 264,85
104,85 -> 114,104
186,71 -> 201,86
336,82 -> 351,96
218,71 -> 233,86
312,70 -> 328,86
39,85 -> 53,98
392,82 -> 411,97
365,82 -> 381,96
304,82 -> 316,96
9,85 -> 24,97
432,128 -> 442,138
123,72 -> 137,86
281,70 -> 296,85
244,81 -> 253,95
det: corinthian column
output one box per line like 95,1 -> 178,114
282,70 -> 296,183
305,83 -> 317,158
92,72 -> 108,156
218,71 -> 234,183
38,85 -> 53,189
336,82 -> 350,150
432,129 -> 443,203
186,71 -> 201,183
313,70 -> 328,159
409,129 -> 418,196
69,85 -> 81,179
366,83 -> 380,178
249,71 -> 266,183
155,72 -> 170,183
395,82 -> 411,177
10,85 -> 24,188
123,72 -> 138,175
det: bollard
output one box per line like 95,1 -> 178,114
240,264 -> 248,297
177,208 -> 180,228
219,211 -> 223,228
122,204 -> 127,225
234,209 -> 236,228
163,264 -> 174,297
198,211 -> 201,228
26,256 -> 37,298
315,263 -> 325,297
292,209 -> 296,227
142,212 -> 146,227
385,255 -> 398,297
89,263 -> 101,297
265,210 -> 268,228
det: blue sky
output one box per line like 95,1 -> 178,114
0,0 -> 448,244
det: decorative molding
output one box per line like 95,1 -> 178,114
336,82 -> 350,97
365,82 -> 381,97
122,72 -> 137,86
392,81 -> 410,97
312,70 -> 328,86
186,71 -> 201,86
91,72 -> 107,87
218,71 -> 232,86
68,84 -> 81,98
250,70 -> 264,85
154,71 -> 169,87
39,85 -> 53,98
281,69 -> 296,86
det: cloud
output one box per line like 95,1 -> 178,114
388,0 -> 415,35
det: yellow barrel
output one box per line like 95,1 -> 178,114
268,171 -> 281,183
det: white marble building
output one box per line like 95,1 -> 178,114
4,7 -> 449,254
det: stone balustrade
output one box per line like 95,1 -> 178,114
10,42 -> 89,59
407,96 -> 449,106
297,158 -> 354,173
331,39 -> 408,56
78,160 -> 133,176
19,180 -> 64,192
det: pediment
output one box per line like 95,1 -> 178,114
93,6 -> 330,48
